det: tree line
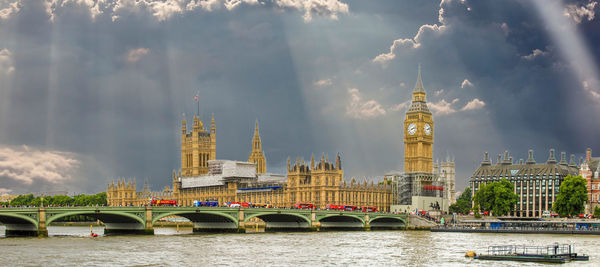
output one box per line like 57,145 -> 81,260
1,192 -> 107,207
0,192 -> 107,222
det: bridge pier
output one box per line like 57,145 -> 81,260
238,208 -> 246,233
311,211 -> 320,232
4,226 -> 48,237
144,206 -> 154,235
365,213 -> 371,231
38,207 -> 48,237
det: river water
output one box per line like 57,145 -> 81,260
1,226 -> 599,266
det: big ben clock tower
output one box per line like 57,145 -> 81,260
404,66 -> 434,173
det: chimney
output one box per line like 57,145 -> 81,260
569,154 -> 577,168
526,149 -> 536,164
481,152 -> 491,166
587,148 -> 592,162
559,152 -> 567,165
547,149 -> 557,164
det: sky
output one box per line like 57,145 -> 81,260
0,0 -> 599,195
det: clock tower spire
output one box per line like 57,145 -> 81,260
404,66 -> 434,173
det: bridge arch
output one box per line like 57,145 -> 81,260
369,216 -> 406,229
46,210 -> 146,226
244,212 -> 311,231
317,214 -> 365,224
0,213 -> 38,228
317,214 -> 365,229
152,211 -> 238,226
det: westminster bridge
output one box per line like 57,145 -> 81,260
0,207 -> 407,237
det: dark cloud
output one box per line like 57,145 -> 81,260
0,0 -> 599,194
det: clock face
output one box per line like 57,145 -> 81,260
424,123 -> 431,135
407,123 -> 417,135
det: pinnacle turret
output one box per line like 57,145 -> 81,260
413,64 -> 425,93
249,120 -> 266,174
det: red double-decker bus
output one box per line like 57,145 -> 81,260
294,203 -> 314,209
326,204 -> 343,210
150,197 -> 177,206
325,204 -> 363,211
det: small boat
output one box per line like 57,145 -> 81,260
89,224 -> 98,237
466,243 -> 589,263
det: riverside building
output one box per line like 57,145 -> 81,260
580,148 -> 600,214
469,149 -> 579,217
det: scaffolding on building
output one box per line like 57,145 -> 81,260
388,172 -> 444,205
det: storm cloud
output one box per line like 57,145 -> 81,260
0,0 -> 599,194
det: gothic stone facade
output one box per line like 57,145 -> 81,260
180,114 -> 216,177
108,116 -> 392,211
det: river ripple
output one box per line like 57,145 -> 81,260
1,226 -> 599,266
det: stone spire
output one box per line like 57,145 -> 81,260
210,113 -> 215,134
414,64 -> 425,93
248,120 -> 266,174
407,65 -> 431,114
253,120 -> 259,141
336,152 -> 342,170
181,113 -> 187,134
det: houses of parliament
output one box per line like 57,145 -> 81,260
107,115 -> 393,210
107,68 -> 454,212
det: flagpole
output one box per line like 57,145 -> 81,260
195,91 -> 200,117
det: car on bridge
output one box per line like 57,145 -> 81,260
227,202 -> 250,208
361,206 -> 379,212
193,200 -> 219,207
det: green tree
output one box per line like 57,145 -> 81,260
10,194 -> 35,206
5,192 -> 107,207
553,175 -> 588,217
473,179 -> 518,216
594,206 -> 600,218
449,187 -> 472,214
51,195 -> 74,206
